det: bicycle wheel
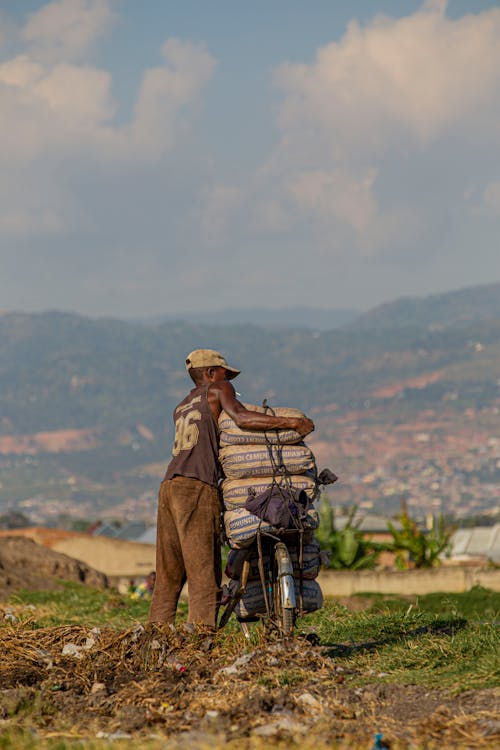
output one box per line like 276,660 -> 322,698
273,542 -> 296,636
280,601 -> 295,635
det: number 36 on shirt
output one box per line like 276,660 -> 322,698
172,410 -> 202,455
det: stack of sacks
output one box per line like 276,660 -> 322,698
219,404 -> 320,547
219,404 -> 323,616
236,579 -> 323,620
225,538 -> 321,581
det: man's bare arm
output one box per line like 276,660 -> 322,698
209,380 -> 314,437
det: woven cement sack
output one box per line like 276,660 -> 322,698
224,506 -> 320,549
224,507 -> 274,548
235,579 -> 323,619
222,474 -> 317,509
226,538 -> 321,581
219,404 -> 305,446
290,537 -> 321,580
220,443 -> 315,480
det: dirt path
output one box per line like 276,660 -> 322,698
0,621 -> 498,748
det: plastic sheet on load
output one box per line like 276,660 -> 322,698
224,506 -> 320,548
222,474 -> 318,509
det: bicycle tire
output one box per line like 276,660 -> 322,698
274,543 -> 296,637
280,600 -> 295,635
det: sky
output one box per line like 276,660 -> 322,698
1,0 -> 499,318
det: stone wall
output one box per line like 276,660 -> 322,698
318,566 -> 500,596
53,536 -> 155,578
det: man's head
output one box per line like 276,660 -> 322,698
185,349 -> 240,385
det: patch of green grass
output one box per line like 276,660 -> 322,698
298,593 -> 499,691
7,581 -> 154,628
277,669 -> 305,687
352,620 -> 498,691
299,599 -> 463,644
5,581 -> 195,630
357,585 -> 500,620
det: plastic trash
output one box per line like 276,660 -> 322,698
130,624 -> 145,642
217,651 -> 255,676
167,655 -> 186,673
34,648 -> 53,669
61,643 -> 84,659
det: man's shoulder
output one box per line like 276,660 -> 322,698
176,387 -> 197,402
209,380 -> 235,398
207,380 -> 236,415
174,387 -> 203,412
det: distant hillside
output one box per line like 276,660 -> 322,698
350,282 -> 500,331
2,303 -> 498,439
0,282 -> 499,515
138,306 -> 359,331
1,282 -> 500,438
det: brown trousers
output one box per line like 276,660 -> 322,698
148,476 -> 222,628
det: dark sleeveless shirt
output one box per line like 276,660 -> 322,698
164,385 -> 222,487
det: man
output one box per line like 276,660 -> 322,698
148,348 -> 314,628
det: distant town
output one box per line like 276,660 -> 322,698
4,402 -> 499,531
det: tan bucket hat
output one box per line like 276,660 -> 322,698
185,349 -> 240,379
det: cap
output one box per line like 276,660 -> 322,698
185,349 -> 241,379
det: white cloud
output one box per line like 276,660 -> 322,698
1,0 -> 499,314
188,0 -> 500,314
233,1 -> 500,254
0,54 -> 116,163
0,37 -> 215,165
286,169 -> 378,234
275,1 -> 500,153
0,0 -> 216,240
126,39 -> 216,159
21,0 -> 117,62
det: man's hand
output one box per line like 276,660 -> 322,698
211,379 -> 315,435
292,417 -> 314,436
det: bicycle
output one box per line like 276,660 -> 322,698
217,401 -> 338,637
218,525 -> 316,638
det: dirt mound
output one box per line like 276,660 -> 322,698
0,621 -> 498,748
0,536 -> 108,599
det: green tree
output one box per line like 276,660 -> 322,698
387,507 -> 453,569
316,496 -> 382,570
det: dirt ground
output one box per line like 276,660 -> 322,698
0,538 -> 498,748
0,536 -> 107,598
0,620 -> 498,749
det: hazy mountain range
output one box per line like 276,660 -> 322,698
133,281 -> 500,331
0,281 -> 499,520
137,306 -> 359,331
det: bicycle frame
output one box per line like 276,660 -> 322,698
218,528 -> 306,637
